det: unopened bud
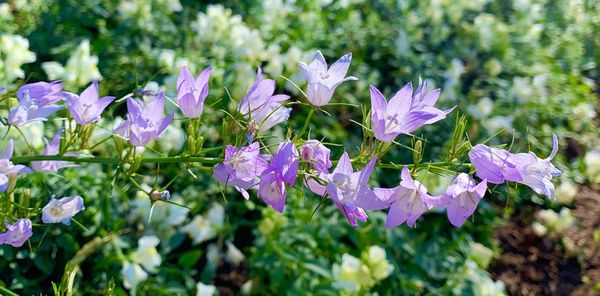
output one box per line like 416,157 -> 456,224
413,140 -> 423,164
150,190 -> 170,202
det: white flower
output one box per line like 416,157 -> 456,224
555,179 -> 577,204
0,34 -> 36,85
584,148 -> 600,184
121,262 -> 148,293
196,282 -> 217,296
181,210 -> 221,245
41,196 -> 85,225
482,116 -> 514,133
131,236 -> 161,273
332,254 -> 362,292
166,198 -> 190,226
41,39 -> 102,88
467,97 -> 493,119
364,246 -> 393,281
225,241 -> 245,265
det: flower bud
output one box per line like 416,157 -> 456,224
150,190 -> 170,202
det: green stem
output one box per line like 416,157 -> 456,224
300,108 -> 315,137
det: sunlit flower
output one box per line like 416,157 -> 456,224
299,51 -> 357,106
131,236 -> 161,273
0,218 -> 32,247
121,262 -> 148,293
41,196 -> 85,225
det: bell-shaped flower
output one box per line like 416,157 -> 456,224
65,81 -> 115,125
0,140 -> 33,192
258,140 -> 299,213
437,173 -> 488,227
31,129 -> 78,172
8,81 -> 65,126
300,139 -> 332,174
238,67 -> 291,132
512,134 -> 561,199
322,153 -> 377,227
41,195 -> 85,225
121,261 -> 148,292
213,142 -> 268,199
359,167 -> 435,228
298,51 -> 358,106
176,66 -> 212,118
114,92 -> 174,147
468,144 -> 522,184
0,218 -> 33,247
370,81 -> 454,142
131,236 -> 161,273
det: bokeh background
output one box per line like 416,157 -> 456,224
0,0 -> 599,295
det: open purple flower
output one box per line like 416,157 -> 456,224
437,173 -> 488,227
298,51 -> 358,106
0,218 -> 32,247
42,196 -> 85,225
8,81 -> 64,126
358,167 -> 435,228
238,68 -> 291,132
65,81 -> 115,125
468,144 -> 522,184
512,134 -> 561,199
31,129 -> 78,172
369,81 -> 454,142
258,141 -> 299,213
300,140 -> 332,174
115,92 -> 174,147
0,140 -> 32,192
213,142 -> 268,199
320,152 -> 377,227
177,66 -> 212,118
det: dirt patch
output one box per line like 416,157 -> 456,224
490,187 -> 600,295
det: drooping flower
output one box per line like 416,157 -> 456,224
468,144 -> 522,184
0,139 -> 33,192
114,92 -> 174,147
41,196 -> 85,225
176,66 -> 212,118
238,67 -> 291,132
31,129 -> 78,172
8,81 -> 64,126
512,134 -> 561,199
359,167 -> 435,228
300,139 -> 332,174
369,81 -> 454,142
65,80 -> 115,125
131,236 -> 161,273
213,142 -> 268,199
0,218 -> 33,247
437,173 -> 488,227
321,152 -> 377,227
258,140 -> 299,213
121,261 -> 148,293
298,51 -> 358,106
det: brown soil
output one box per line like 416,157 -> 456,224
490,187 -> 600,296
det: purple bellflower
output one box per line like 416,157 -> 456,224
42,196 -> 85,225
436,173 -> 488,227
238,68 -> 291,132
31,129 -> 78,172
0,218 -> 33,247
258,141 -> 299,213
213,142 -> 268,199
369,81 -> 454,142
300,139 -> 332,174
176,66 -> 212,118
321,152 -> 377,227
115,92 -> 174,147
298,51 -> 358,106
8,81 -> 64,126
65,81 -> 115,125
512,134 -> 561,199
0,140 -> 32,192
468,144 -> 523,184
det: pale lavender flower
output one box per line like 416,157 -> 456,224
213,142 -> 268,199
0,218 -> 33,247
369,81 -> 454,142
31,129 -> 78,172
0,87 -> 4,94
115,92 -> 174,147
0,140 -> 33,192
321,152 -> 377,227
258,141 -> 299,213
468,144 -> 522,184
512,134 -> 561,199
176,66 -> 212,118
65,81 -> 115,125
300,139 -> 332,174
42,196 -> 85,225
437,173 -> 488,227
238,68 -> 291,132
358,167 -> 435,228
298,51 -> 358,106
8,81 -> 65,126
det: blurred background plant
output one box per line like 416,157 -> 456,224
0,0 -> 598,295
